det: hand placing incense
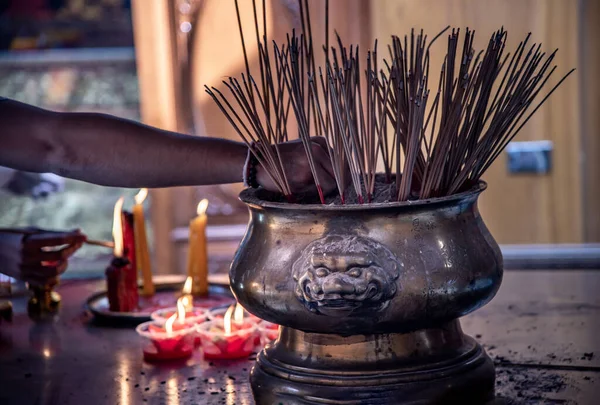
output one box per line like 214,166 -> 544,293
249,138 -> 338,200
0,228 -> 85,287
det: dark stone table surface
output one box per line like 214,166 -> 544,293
0,270 -> 599,405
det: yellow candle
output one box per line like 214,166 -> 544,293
133,188 -> 155,297
186,199 -> 209,297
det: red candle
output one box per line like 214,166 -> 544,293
136,315 -> 195,362
209,304 -> 262,345
121,211 -> 137,276
106,257 -> 138,312
151,300 -> 207,348
106,197 -> 138,312
197,305 -> 257,360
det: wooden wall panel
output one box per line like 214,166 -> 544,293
371,0 -> 582,244
579,0 -> 600,242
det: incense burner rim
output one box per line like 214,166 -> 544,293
239,181 -> 487,211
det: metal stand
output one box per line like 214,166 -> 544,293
251,321 -> 495,405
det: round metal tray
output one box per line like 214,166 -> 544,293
85,274 -> 234,325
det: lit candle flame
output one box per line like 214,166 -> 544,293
181,296 -> 191,311
165,313 -> 177,336
223,305 -> 235,336
181,276 -> 193,311
182,276 -> 192,294
176,298 -> 186,324
135,188 -> 148,205
112,197 -> 124,257
196,199 -> 209,216
233,303 -> 245,325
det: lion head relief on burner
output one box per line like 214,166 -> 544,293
292,234 -> 402,317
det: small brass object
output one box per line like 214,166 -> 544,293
28,285 -> 61,320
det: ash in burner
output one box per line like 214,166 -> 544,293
244,174 -> 401,205
242,174 -> 473,205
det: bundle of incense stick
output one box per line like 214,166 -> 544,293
206,0 -> 574,204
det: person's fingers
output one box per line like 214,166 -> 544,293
55,259 -> 68,275
312,144 -> 336,180
34,241 -> 83,262
24,230 -> 86,249
315,175 -> 337,196
310,136 -> 330,151
21,260 -> 68,278
255,164 -> 278,192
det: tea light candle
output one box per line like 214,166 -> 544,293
149,298 -> 206,348
150,296 -> 208,344
197,304 -> 257,360
150,307 -> 208,323
150,306 -> 207,324
136,301 -> 195,361
208,303 -> 262,346
208,303 -> 261,325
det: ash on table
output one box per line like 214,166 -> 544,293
495,366 -> 570,405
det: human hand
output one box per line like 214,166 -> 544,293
256,137 -> 339,196
0,229 -> 86,287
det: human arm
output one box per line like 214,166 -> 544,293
0,98 -> 248,188
0,98 -> 336,194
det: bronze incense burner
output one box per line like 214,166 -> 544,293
231,182 -> 501,404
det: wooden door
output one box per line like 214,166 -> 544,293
371,0 -> 584,244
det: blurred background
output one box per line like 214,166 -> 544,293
0,0 -> 139,275
0,0 -> 598,277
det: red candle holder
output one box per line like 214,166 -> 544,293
208,305 -> 262,346
197,319 -> 257,360
151,307 -> 208,348
136,320 -> 195,362
257,320 -> 280,346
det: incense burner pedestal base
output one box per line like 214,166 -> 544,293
250,321 -> 495,405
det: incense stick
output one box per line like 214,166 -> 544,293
207,3 -> 574,204
85,239 -> 115,249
